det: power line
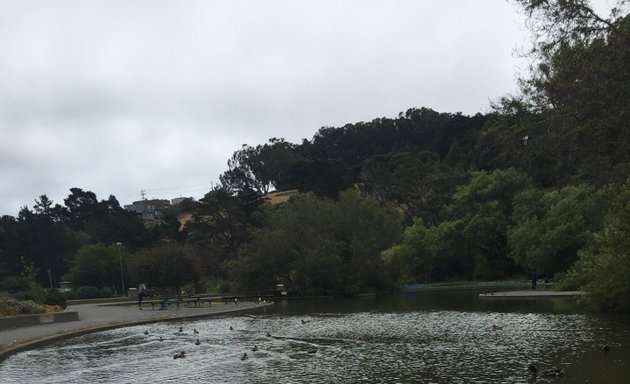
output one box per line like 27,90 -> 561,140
142,183 -> 213,193
120,183 -> 216,203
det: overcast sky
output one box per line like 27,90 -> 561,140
0,1 -> 613,216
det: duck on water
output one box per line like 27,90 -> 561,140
528,364 -> 563,378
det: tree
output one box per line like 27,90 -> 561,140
65,243 -> 123,290
332,190 -> 404,292
33,195 -> 67,222
508,184 -> 612,276
63,188 -> 100,231
83,209 -> 151,251
560,184 -> 630,311
257,138 -> 300,190
228,190 -> 403,296
229,193 -> 342,295
446,168 -> 532,279
480,1 -> 630,187
220,140 -> 298,196
361,150 -> 470,224
186,185 -> 260,278
128,243 -> 199,297
382,218 -> 439,284
292,159 -> 355,199
0,204 -> 74,285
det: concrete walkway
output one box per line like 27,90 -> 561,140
0,300 -> 273,362
479,290 -> 586,298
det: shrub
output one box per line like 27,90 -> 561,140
26,283 -> 46,304
0,276 -> 30,293
12,291 -> 29,301
0,296 -> 45,315
63,291 -> 78,300
75,286 -> 101,299
100,287 -> 113,298
17,299 -> 46,314
44,289 -> 67,308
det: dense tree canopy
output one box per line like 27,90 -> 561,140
229,191 -> 403,296
128,243 -> 200,296
1,0 -> 628,312
65,243 -> 125,291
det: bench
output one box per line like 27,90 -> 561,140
180,296 -> 213,308
138,292 -> 178,310
140,296 -> 214,309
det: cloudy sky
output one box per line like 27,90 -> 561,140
0,0 -> 612,216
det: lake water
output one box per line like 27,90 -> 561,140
1,288 -> 629,383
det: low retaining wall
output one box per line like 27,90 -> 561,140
0,311 -> 79,331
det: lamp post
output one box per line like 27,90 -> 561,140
116,242 -> 125,296
47,269 -> 53,289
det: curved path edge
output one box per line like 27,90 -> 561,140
0,302 -> 273,364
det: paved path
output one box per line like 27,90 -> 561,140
479,290 -> 586,298
0,300 -> 273,361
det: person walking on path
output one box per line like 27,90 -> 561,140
138,282 -> 147,309
530,271 -> 538,290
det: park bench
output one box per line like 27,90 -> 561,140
140,295 -> 214,309
177,296 -> 214,308
139,292 -> 178,310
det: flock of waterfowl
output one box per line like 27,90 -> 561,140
139,321 -> 319,361
145,321 -> 611,379
486,323 -> 613,380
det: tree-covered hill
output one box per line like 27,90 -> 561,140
1,0 -> 628,311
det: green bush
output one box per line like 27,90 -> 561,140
75,286 -> 101,299
63,290 -> 78,300
100,287 -> 113,298
13,291 -> 29,301
44,289 -> 67,308
12,284 -> 46,304
0,276 -> 30,293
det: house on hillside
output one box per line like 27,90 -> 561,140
124,199 -> 171,221
263,189 -> 299,205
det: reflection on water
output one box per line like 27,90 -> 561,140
1,289 -> 629,383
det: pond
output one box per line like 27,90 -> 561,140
1,288 -> 629,383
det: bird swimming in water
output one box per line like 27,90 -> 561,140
174,351 -> 186,359
266,332 -> 272,337
240,353 -> 248,361
178,327 -> 183,332
194,329 -> 199,334
144,330 -> 149,335
528,364 -> 563,378
195,339 -> 201,345
252,345 -> 258,352
159,336 -> 164,342
602,345 -> 610,353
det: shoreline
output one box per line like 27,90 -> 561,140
0,300 -> 273,363
478,290 -> 586,298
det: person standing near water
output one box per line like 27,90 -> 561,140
138,282 -> 147,309
530,271 -> 538,290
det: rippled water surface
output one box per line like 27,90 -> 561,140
2,289 -> 629,383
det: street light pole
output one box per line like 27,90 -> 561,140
116,242 -> 125,297
47,269 -> 53,289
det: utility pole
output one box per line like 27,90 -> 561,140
47,269 -> 53,289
